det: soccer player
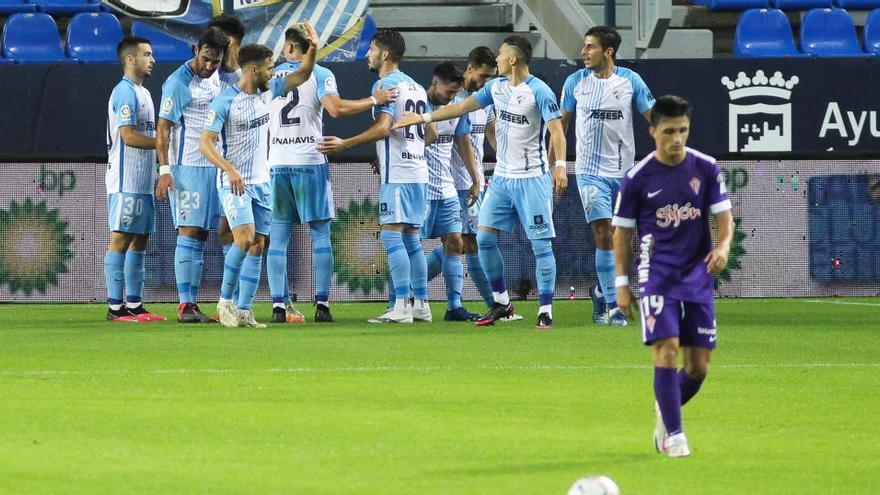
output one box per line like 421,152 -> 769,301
104,36 -> 165,322
555,26 -> 654,326
317,29 -> 432,324
154,27 -> 231,324
199,27 -> 318,328
266,25 -> 398,324
417,61 -> 482,321
394,36 -> 567,328
612,95 -> 733,457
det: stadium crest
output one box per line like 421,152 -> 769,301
722,70 -> 799,153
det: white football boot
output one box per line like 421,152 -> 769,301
238,309 -> 267,329
368,303 -> 413,324
412,299 -> 433,322
217,299 -> 239,328
665,432 -> 690,458
654,401 -> 668,453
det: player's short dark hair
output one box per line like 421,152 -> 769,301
650,95 -> 692,126
372,29 -> 406,62
197,27 -> 229,53
467,46 -> 496,69
502,35 -> 532,65
238,43 -> 273,68
433,61 -> 464,84
284,25 -> 310,53
117,35 -> 150,64
207,14 -> 245,42
585,26 -> 622,59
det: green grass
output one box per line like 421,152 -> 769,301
1,298 -> 878,494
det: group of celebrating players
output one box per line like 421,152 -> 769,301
103,16 -> 734,457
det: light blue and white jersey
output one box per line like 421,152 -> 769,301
106,77 -> 156,195
452,87 -> 494,191
158,62 -> 225,167
205,78 -> 286,187
560,66 -> 654,178
473,75 -> 560,178
268,62 -> 338,166
426,97 -> 470,201
372,70 -> 429,184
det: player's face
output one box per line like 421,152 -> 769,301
465,63 -> 496,92
252,57 -> 275,92
496,44 -> 513,77
367,40 -> 384,73
432,80 -> 462,105
133,43 -> 155,78
582,35 -> 606,69
650,115 -> 690,162
193,46 -> 223,78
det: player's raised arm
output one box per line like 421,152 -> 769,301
322,84 -> 398,118
155,118 -> 174,200
282,21 -> 318,92
317,112 -> 393,154
392,95 -> 482,130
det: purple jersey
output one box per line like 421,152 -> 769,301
612,147 -> 731,303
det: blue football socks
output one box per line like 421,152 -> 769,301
124,249 -> 146,308
466,253 -> 493,308
104,250 -> 125,309
596,248 -> 616,305
442,255 -> 463,311
311,220 -> 333,307
403,233 -> 428,301
532,238 -> 556,314
237,254 -> 262,311
267,220 -> 291,305
174,236 -> 193,304
476,229 -> 508,305
381,231 -> 410,302
220,244 -> 246,301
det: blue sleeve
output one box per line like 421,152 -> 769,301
531,80 -> 561,122
269,76 -> 287,99
625,70 -> 655,114
314,65 -> 338,99
373,77 -> 395,117
454,113 -> 471,137
472,78 -> 497,108
158,78 -> 190,124
205,94 -> 232,134
111,84 -> 138,128
560,72 -> 579,113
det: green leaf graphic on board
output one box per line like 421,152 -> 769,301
330,198 -> 387,295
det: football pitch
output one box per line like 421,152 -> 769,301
1,298 -> 878,494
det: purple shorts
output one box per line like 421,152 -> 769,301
639,295 -> 717,349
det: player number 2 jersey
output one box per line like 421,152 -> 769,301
452,87 -> 493,191
106,77 -> 156,195
612,147 -> 732,303
373,70 -> 429,184
560,67 -> 654,178
268,62 -> 338,166
472,75 -> 560,179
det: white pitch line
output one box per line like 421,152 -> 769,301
803,300 -> 880,307
0,363 -> 878,377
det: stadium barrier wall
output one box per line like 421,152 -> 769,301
1,58 -> 879,162
0,161 -> 878,303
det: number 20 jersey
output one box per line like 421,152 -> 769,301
372,70 -> 429,184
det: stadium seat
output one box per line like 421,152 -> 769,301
0,57 -> 15,63
1,12 -> 71,63
65,12 -> 123,63
734,8 -> 806,56
0,0 -> 36,14
835,0 -> 880,8
130,21 -> 193,62
865,8 -> 880,54
34,0 -> 99,15
800,8 -> 866,56
771,0 -> 832,9
709,0 -> 769,11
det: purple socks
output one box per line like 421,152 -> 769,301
654,366 -> 682,436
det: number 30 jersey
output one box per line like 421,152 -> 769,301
372,70 -> 428,184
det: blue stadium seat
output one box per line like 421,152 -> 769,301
0,57 -> 15,63
65,12 -> 123,63
835,0 -> 880,8
130,21 -> 193,62
0,0 -> 36,14
865,8 -> 880,54
800,8 -> 866,56
709,0 -> 769,11
1,12 -> 71,63
34,0 -> 99,15
771,0 -> 832,9
734,8 -> 806,56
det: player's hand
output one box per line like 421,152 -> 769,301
227,169 -> 245,196
467,183 -> 479,206
155,173 -> 174,201
317,136 -> 348,155
704,246 -> 730,274
552,165 -> 568,197
373,83 -> 398,106
301,20 -> 320,48
616,286 -> 636,320
391,112 -> 423,130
